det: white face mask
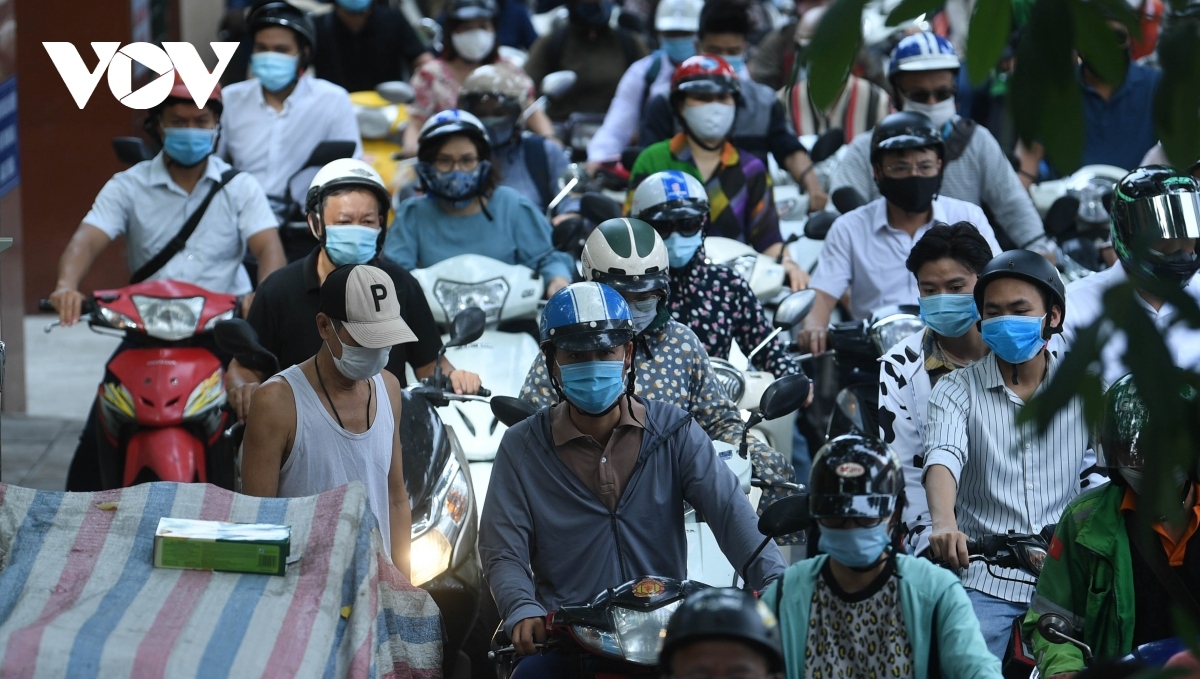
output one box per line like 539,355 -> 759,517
903,98 -> 957,129
327,331 -> 390,381
681,102 -> 736,142
452,29 -> 496,63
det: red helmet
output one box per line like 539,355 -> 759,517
163,72 -> 223,114
670,54 -> 740,103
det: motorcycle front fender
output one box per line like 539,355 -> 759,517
124,427 -> 207,485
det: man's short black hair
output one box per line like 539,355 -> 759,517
698,0 -> 751,39
905,222 -> 994,279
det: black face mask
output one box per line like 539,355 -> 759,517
877,174 -> 942,214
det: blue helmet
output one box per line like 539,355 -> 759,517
539,282 -> 636,352
887,32 -> 960,81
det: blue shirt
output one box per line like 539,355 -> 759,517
495,0 -> 538,50
1081,62 -> 1160,170
494,133 -> 579,213
382,185 -> 574,281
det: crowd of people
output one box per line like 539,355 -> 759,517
45,0 -> 1200,676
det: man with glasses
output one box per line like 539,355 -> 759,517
828,32 -> 1052,258
797,111 -> 1001,355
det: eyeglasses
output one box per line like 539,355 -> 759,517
884,161 -> 940,178
433,154 -> 480,172
647,215 -> 707,238
902,86 -> 956,105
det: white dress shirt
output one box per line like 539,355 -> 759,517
586,51 -> 674,163
217,75 -> 362,209
1057,264 -> 1200,387
809,196 -> 1002,319
83,153 -> 277,295
923,351 -> 1104,604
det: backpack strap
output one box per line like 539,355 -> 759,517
131,168 -> 240,284
522,134 -> 552,209
943,118 -> 977,163
616,27 -> 641,69
639,51 -> 664,116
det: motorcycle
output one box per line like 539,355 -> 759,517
409,255 -> 544,512
1030,164 -> 1127,282
213,314 -> 485,679
351,81 -> 416,190
39,281 -> 239,489
1032,613 -> 1191,677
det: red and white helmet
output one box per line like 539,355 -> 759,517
670,54 -> 740,106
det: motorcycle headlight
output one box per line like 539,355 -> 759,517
203,309 -> 236,331
570,625 -> 622,659
132,295 -> 206,341
409,453 -> 471,586
433,279 -> 509,323
709,358 -> 746,404
610,601 -> 682,665
729,254 -> 757,283
868,313 -> 925,355
184,369 -> 226,419
98,306 -> 142,331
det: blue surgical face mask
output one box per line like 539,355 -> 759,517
629,297 -> 659,334
558,360 -> 626,415
723,53 -> 746,73
336,0 -> 372,11
416,161 -> 490,210
162,127 -> 217,167
324,225 -> 381,266
980,314 -> 1047,365
819,522 -> 891,568
918,293 -> 979,338
664,232 -> 703,269
661,37 -> 696,64
251,52 -> 299,93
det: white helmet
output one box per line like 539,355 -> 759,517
582,217 -> 671,295
655,0 -> 703,33
630,170 -> 709,223
305,158 -> 390,216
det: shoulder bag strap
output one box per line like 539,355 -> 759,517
130,168 -> 240,284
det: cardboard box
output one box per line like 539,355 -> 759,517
154,518 -> 291,576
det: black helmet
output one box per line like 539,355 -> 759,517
417,109 -> 492,159
448,0 -> 498,21
248,1 -> 317,49
869,111 -> 945,165
1109,165 -> 1200,287
660,588 -> 784,673
973,249 -> 1067,332
809,435 -> 903,519
1097,374 -> 1199,475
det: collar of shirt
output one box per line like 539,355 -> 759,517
871,195 -> 944,234
1079,62 -> 1156,104
978,348 -> 1058,394
550,395 -> 646,446
251,74 -> 313,113
669,132 -> 739,168
146,151 -> 227,195
921,328 -> 968,374
1121,483 -> 1200,566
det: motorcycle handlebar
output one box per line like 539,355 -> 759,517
39,298 -> 98,315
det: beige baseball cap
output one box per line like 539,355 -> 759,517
319,264 -> 417,348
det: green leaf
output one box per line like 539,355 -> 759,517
1070,0 -> 1128,88
885,0 -> 945,27
966,0 -> 1013,85
1010,0 -> 1084,171
1086,0 -> 1143,38
1153,19 -> 1200,172
1021,319 -> 1106,433
806,0 -> 869,110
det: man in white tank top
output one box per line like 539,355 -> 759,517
241,264 -> 418,578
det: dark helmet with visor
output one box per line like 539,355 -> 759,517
809,435 -> 903,519
1109,165 -> 1200,287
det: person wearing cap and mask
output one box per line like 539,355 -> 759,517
521,217 -> 807,533
1022,375 -> 1200,679
1058,166 -> 1200,388
761,435 -> 1000,679
585,0 -> 705,168
923,250 -> 1105,660
778,5 -> 891,141
402,0 -> 554,157
482,282 -> 785,674
797,111 -> 1002,355
312,0 -> 434,92
242,264 -> 416,576
224,158 -> 482,423
659,589 -> 786,679
51,75 -> 285,492
219,2 -> 363,234
523,0 -> 649,120
828,31 -> 1052,258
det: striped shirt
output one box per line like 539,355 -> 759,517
779,76 -> 892,143
923,350 -> 1103,603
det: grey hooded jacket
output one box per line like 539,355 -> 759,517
480,396 -> 787,636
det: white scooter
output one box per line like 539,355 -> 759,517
409,255 -> 544,512
1030,164 -> 1127,282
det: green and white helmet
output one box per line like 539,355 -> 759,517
582,217 -> 671,294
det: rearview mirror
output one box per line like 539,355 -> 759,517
831,187 -> 867,214
112,137 -> 153,166
1044,195 -> 1082,238
541,71 -> 577,100
447,307 -> 487,348
491,396 -> 537,427
1037,614 -> 1071,643
757,493 -> 812,538
804,211 -> 837,240
302,141 -> 357,171
214,319 -> 280,375
759,373 -> 812,421
580,192 -> 623,224
809,128 -> 845,163
773,289 -> 816,329
376,81 -> 415,104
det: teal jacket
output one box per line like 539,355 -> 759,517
761,554 -> 1001,679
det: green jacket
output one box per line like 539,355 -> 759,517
1021,484 -> 1136,676
761,554 -> 1001,679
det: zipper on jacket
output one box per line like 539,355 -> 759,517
610,513 -> 630,582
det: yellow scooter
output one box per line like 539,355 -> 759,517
351,81 -> 416,191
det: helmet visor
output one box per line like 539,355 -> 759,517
646,215 -> 707,238
810,493 -> 897,519
676,78 -> 736,97
544,320 -> 636,352
1113,192 -> 1200,242
458,91 -> 522,119
590,270 -> 671,295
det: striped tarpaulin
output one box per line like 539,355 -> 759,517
0,481 -> 443,679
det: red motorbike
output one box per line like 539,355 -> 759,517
41,280 -> 238,489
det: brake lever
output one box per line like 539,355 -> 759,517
43,320 -> 62,334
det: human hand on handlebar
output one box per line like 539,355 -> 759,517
795,325 -> 829,356
449,369 -> 482,396
49,287 -> 88,327
783,261 -> 810,292
928,523 -> 970,571
512,616 -> 547,656
228,382 -> 260,423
